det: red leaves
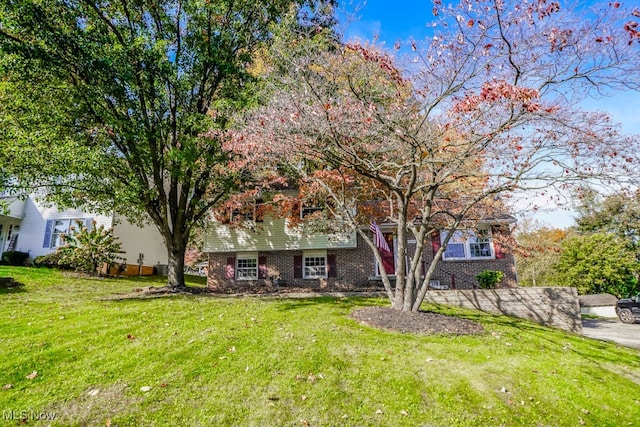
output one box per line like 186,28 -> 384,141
127,333 -> 136,340
624,21 -> 640,43
452,81 -> 540,113
546,28 -> 573,52
346,44 -> 404,84
537,1 -> 560,19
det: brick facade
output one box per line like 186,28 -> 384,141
207,230 -> 517,291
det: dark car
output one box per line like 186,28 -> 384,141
616,294 -> 640,324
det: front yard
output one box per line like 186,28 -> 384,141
1,266 -> 639,426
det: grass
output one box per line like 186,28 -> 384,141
0,266 -> 639,426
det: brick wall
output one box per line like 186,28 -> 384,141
423,287 -> 582,333
208,231 -> 518,291
426,227 -> 517,289
208,234 -> 373,291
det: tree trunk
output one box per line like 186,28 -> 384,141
167,243 -> 186,289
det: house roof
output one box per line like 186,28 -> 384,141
578,293 -> 618,307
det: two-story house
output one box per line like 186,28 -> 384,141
204,200 -> 517,291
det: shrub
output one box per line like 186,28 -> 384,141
0,250 -> 30,266
57,220 -> 126,275
476,270 -> 504,289
33,252 -> 73,270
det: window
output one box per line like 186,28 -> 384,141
441,229 -> 494,260
303,251 -> 327,278
45,218 -> 86,248
301,206 -> 324,219
230,199 -> 264,223
236,253 -> 258,280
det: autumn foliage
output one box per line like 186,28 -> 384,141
232,0 -> 640,311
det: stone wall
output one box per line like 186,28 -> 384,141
423,287 -> 582,333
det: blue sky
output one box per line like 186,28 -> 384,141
339,0 -> 640,228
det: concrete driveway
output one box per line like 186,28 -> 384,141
582,318 -> 640,350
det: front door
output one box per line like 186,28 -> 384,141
376,232 -> 396,275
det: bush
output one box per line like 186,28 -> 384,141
33,252 -> 74,270
0,250 -> 30,266
56,220 -> 125,275
476,270 -> 504,289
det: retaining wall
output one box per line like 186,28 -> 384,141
423,287 -> 582,333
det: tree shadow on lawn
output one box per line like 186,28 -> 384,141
438,303 -> 640,366
272,295 -> 387,312
0,285 -> 26,295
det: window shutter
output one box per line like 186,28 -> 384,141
492,226 -> 506,259
43,219 -> 54,248
258,256 -> 268,279
327,254 -> 337,278
431,232 -> 442,255
294,255 -> 303,278
494,241 -> 506,259
225,257 -> 236,279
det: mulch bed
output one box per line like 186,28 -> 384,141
349,306 -> 484,335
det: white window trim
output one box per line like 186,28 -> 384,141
441,229 -> 495,261
303,250 -> 327,279
236,252 -> 258,280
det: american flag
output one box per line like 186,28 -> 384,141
369,221 -> 391,253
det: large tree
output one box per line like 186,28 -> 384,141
0,0 -> 333,287
575,187 -> 640,253
555,232 -> 639,297
514,222 -> 568,288
238,0 -> 640,311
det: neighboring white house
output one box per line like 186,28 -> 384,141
0,194 -> 167,275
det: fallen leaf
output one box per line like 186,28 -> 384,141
159,383 -> 168,388
2,384 -> 12,390
26,371 -> 38,380
127,334 -> 136,340
375,409 -> 383,415
400,410 -> 409,416
140,386 -> 152,392
88,389 -> 100,396
228,346 -> 236,353
300,395 -> 307,401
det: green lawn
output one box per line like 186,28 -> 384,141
1,266 -> 639,426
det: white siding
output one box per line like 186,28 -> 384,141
0,196 -> 26,219
204,218 -> 357,253
15,197 -> 112,258
111,215 -> 168,266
